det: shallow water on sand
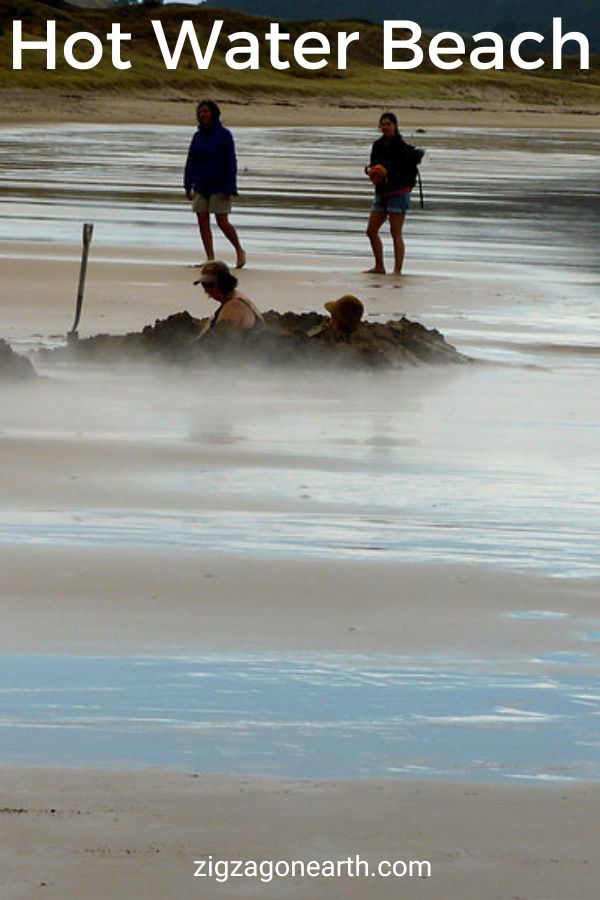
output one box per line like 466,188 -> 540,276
1,652 -> 600,781
2,124 -> 599,365
1,124 -> 599,277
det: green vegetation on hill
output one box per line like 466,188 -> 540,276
0,2 -> 598,106
209,1 -> 600,52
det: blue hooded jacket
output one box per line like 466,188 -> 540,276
184,122 -> 238,197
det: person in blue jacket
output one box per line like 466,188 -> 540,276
184,100 -> 246,269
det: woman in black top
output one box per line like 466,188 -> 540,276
365,112 -> 423,275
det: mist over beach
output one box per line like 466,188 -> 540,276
1,6 -> 600,896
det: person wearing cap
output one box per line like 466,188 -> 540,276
308,295 -> 365,341
325,295 -> 364,336
195,261 -> 264,335
184,100 -> 246,269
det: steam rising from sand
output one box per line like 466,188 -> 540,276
1,358 -> 597,576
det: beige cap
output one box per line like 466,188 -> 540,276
194,260 -> 231,285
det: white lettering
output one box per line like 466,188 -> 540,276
393,859 -> 409,877
553,16 -> 589,70
384,21 -> 423,70
193,860 -> 206,877
274,860 -> 290,878
63,32 -> 103,71
17,17 -> 589,75
226,31 -> 260,70
470,32 -> 504,70
13,20 -> 57,70
379,860 -> 392,877
107,23 -> 131,71
214,860 -> 228,883
510,31 -> 544,70
428,32 -> 465,70
152,19 -> 222,70
410,859 -> 432,877
337,31 -> 360,70
265,22 -> 290,70
294,31 -> 330,70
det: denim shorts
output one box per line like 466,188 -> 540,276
372,192 -> 411,214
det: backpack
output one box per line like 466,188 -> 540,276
413,147 -> 425,209
400,144 -> 426,208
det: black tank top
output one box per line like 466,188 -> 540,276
210,295 -> 264,333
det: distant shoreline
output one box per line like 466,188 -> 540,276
2,89 -> 600,129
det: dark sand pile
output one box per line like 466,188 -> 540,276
40,311 -> 469,370
0,339 -> 37,381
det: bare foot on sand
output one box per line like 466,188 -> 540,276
235,250 -> 247,269
363,266 -> 386,274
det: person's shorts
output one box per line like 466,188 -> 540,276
372,192 -> 411,214
190,192 -> 232,215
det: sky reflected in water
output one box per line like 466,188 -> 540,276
1,653 -> 600,782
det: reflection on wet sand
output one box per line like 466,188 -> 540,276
1,126 -> 599,274
1,653 -> 599,782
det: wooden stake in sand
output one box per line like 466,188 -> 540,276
68,223 -> 94,341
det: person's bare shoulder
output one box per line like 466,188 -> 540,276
217,298 -> 255,330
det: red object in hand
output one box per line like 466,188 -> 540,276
368,164 -> 388,185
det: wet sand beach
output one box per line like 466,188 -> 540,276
2,769 -> 599,900
1,123 -> 599,897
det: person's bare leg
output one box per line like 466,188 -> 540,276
389,212 -> 406,274
196,213 -> 214,262
364,211 -> 387,274
215,214 -> 246,268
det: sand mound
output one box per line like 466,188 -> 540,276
42,311 -> 469,370
0,339 -> 37,381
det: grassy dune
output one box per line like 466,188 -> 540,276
0,2 -> 599,106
